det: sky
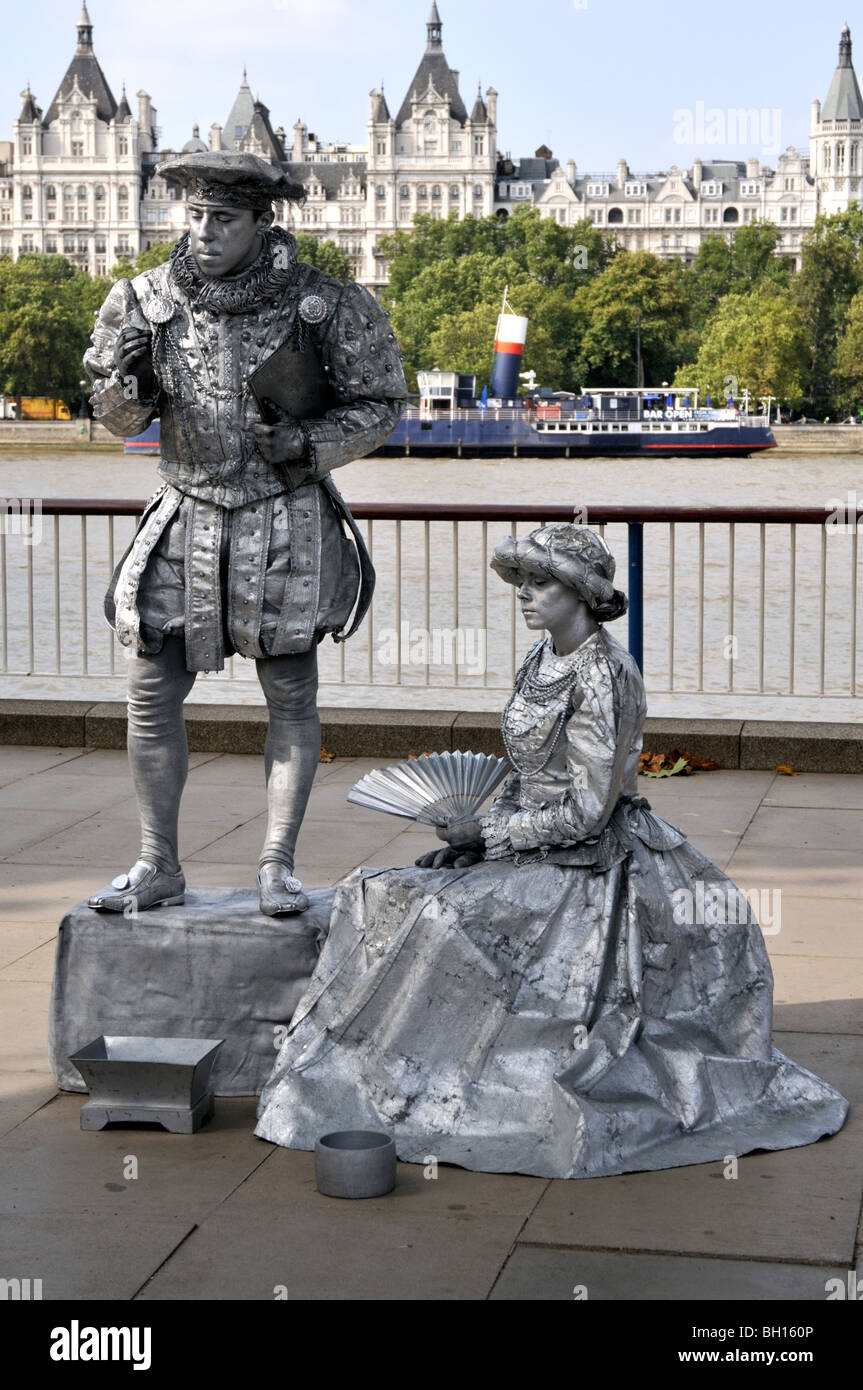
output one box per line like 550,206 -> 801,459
1,0 -> 858,171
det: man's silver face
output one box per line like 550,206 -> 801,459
187,202 -> 263,278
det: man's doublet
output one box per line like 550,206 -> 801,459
84,228 -> 406,669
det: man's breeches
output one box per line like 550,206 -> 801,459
126,634 -> 320,873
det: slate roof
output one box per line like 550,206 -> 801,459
821,26 -> 863,121
19,88 -> 41,123
43,38 -> 117,126
223,74 -> 256,151
285,160 -> 367,198
370,90 -> 391,123
395,35 -> 468,126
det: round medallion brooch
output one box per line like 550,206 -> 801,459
144,293 -> 176,324
298,294 -> 328,325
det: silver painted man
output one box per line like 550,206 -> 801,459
84,152 -> 406,916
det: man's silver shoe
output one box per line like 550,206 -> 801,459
87,861 -> 186,913
258,863 -> 310,916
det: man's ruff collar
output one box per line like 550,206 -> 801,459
168,226 -> 297,314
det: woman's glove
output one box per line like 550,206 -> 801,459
415,814 -> 484,869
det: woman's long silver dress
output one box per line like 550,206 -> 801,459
255,627 -> 848,1178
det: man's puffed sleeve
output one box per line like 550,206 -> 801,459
302,281 -> 407,476
83,279 -> 160,438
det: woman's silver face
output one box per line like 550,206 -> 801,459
516,573 -> 580,631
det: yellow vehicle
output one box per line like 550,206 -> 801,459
19,397 -> 72,420
19,400 -> 71,419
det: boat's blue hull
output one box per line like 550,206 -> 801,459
126,417 -> 776,459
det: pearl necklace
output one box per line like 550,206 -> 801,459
501,640 -> 585,775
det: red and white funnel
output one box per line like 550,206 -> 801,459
490,288 -> 528,399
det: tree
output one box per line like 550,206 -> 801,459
378,207 -> 614,386
570,251 -> 690,388
832,290 -> 863,415
793,210 -> 863,409
674,288 -> 809,410
685,221 -> 789,331
0,254 -> 104,406
293,234 -> 351,282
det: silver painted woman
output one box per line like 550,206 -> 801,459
256,525 -> 848,1178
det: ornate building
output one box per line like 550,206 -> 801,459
1,7 -> 861,283
0,5 -> 179,274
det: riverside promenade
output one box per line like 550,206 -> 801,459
0,742 -> 860,1302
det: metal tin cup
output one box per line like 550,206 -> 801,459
314,1130 -> 396,1199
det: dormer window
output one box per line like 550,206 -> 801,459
624,181 -> 645,196
700,181 -> 721,196
740,181 -> 760,196
586,182 -> 609,197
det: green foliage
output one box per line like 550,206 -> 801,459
685,221 -> 790,331
379,207 -> 614,390
674,288 -> 809,409
293,234 -> 351,282
792,210 -> 863,409
111,240 -> 176,282
0,254 -> 107,404
571,252 -> 690,388
832,290 -> 863,414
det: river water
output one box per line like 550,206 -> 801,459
1,445 -> 860,718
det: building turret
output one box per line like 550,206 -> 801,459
811,25 -> 863,215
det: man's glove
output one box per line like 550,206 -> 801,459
113,325 -> 157,399
254,415 -> 307,465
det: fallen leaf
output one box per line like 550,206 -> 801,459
776,764 -> 796,776
319,746 -> 335,762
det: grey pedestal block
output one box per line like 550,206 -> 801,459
50,887 -> 333,1097
79,1096 -> 215,1133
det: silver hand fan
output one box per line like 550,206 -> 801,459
347,751 -> 511,828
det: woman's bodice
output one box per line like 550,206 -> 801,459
486,626 -> 648,857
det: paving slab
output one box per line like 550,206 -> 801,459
490,1247 -> 856,1301
0,1095 -> 273,1220
762,896 -> 863,959
0,939 -> 56,983
0,1214 -> 194,1301
136,1204 -> 528,1301
221,1142 -> 546,1218
743,807 -> 863,854
0,773 -> 131,814
13,813 -> 254,866
726,845 -> 863,900
0,921 -> 57,971
769,957 -> 863,1033
0,861 -> 125,922
0,807 -> 103,859
519,1033 -> 862,1267
0,1071 -> 58,1138
0,979 -> 52,1072
762,773 -> 863,811
0,747 -> 85,784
